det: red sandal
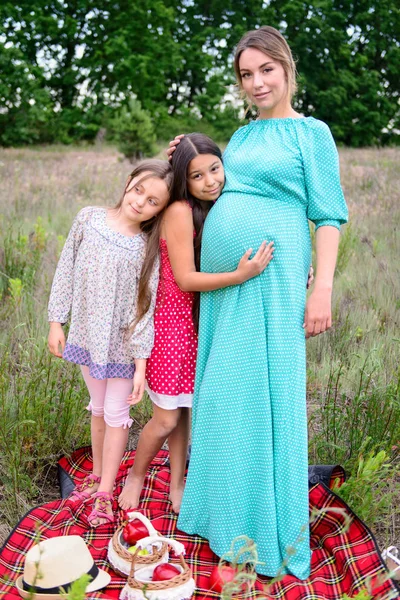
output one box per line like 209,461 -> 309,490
88,491 -> 114,527
69,473 -> 101,502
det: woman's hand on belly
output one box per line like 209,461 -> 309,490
303,285 -> 332,338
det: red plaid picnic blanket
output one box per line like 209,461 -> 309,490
0,447 -> 399,599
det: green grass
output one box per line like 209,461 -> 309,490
0,144 -> 399,554
307,147 -> 400,549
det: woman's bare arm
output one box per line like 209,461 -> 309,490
304,225 -> 340,337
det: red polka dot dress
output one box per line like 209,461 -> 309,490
145,237 -> 198,409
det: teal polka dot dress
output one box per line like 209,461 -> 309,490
177,117 -> 348,580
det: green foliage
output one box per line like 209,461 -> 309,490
0,336 -> 90,523
274,0 -> 400,146
57,235 -> 66,258
341,591 -> 372,600
336,224 -> 358,275
210,105 -> 242,142
0,217 -> 47,298
154,105 -> 237,145
8,278 -> 23,306
0,1 -> 399,147
64,574 -> 91,600
109,99 -> 157,162
333,440 -> 394,528
309,352 -> 400,469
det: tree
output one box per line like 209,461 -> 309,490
0,0 -> 399,146
110,98 -> 157,161
267,0 -> 400,145
0,39 -> 55,145
0,0 -> 184,142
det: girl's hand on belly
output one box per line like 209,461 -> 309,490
303,286 -> 332,338
235,241 -> 274,283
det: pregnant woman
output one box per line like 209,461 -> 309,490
176,26 -> 348,579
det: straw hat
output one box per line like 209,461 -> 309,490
16,535 -> 111,599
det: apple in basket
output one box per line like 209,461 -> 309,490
128,546 -> 150,556
209,565 -> 238,593
122,519 -> 149,545
152,563 -> 181,581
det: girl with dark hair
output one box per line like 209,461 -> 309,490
118,133 -> 274,513
48,160 -> 173,526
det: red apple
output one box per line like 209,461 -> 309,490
122,519 -> 149,545
209,565 -> 237,593
152,563 -> 181,581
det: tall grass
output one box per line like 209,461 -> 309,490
0,334 -> 88,522
307,147 -> 400,547
0,145 -> 399,552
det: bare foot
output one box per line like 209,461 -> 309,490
169,485 -> 184,513
118,474 -> 144,511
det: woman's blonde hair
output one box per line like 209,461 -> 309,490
234,26 -> 297,110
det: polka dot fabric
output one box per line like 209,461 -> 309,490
146,238 -> 198,409
177,118 -> 348,579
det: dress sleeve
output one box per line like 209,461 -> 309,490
129,254 -> 160,359
299,119 -> 348,231
47,208 -> 90,323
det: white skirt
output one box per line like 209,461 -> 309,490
146,383 -> 193,410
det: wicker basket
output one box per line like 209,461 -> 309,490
120,536 -> 195,600
108,512 -> 168,577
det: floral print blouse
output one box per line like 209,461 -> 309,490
48,207 -> 159,379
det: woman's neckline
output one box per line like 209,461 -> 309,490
250,116 -> 312,124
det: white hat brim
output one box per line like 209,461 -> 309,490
16,576 -> 62,600
86,567 -> 111,592
16,568 -> 111,599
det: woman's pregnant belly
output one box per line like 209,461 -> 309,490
201,192 -> 312,280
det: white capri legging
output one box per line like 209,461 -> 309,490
81,366 -> 133,429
